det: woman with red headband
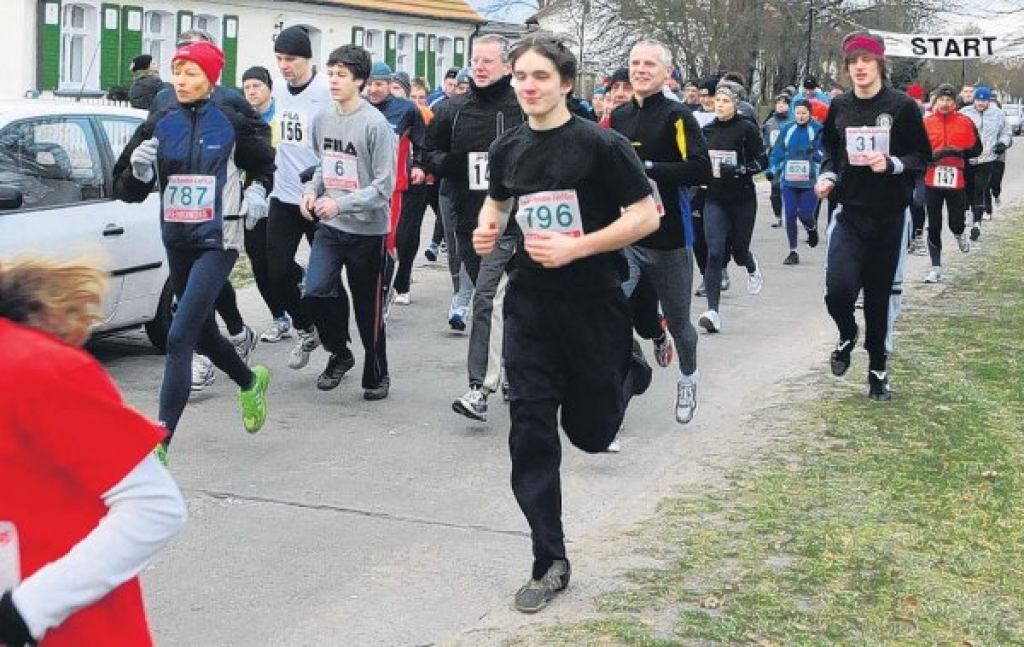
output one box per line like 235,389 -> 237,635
814,31 -> 932,401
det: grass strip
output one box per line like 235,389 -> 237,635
539,210 -> 1024,646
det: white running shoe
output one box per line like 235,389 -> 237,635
698,310 -> 721,333
394,292 -> 411,305
288,327 -> 321,369
675,379 -> 698,424
452,387 -> 488,421
924,267 -> 942,284
191,353 -> 215,391
260,315 -> 293,343
231,326 -> 258,365
957,231 -> 971,254
746,255 -> 764,295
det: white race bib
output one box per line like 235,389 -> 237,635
164,175 -> 216,222
709,150 -> 738,178
468,152 -> 489,191
933,165 -> 959,189
0,522 -> 20,591
785,160 -> 811,182
769,130 -> 780,146
516,190 -> 583,239
278,110 -> 308,147
845,126 -> 890,165
649,180 -> 665,217
323,151 -> 360,191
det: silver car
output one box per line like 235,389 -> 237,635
0,100 -> 173,350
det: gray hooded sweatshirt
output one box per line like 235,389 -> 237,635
306,98 -> 397,235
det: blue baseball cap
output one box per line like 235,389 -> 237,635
974,86 -> 992,101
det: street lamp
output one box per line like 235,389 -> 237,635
804,0 -> 814,79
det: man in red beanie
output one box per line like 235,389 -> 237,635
815,31 -> 931,402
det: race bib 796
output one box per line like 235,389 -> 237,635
515,190 -> 584,239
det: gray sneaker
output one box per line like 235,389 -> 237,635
957,230 -> 971,253
514,560 -> 571,613
231,326 -> 258,365
452,387 -> 488,421
675,379 -> 697,424
260,315 -> 293,343
288,327 -> 320,370
191,353 -> 215,391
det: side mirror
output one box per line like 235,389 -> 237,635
36,151 -> 56,166
0,186 -> 24,210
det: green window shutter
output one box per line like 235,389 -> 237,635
100,3 -> 122,90
415,33 -> 426,79
427,35 -> 437,89
385,30 -> 397,69
222,15 -> 239,87
119,6 -> 143,85
37,0 -> 62,91
454,37 -> 466,68
351,26 -> 364,46
177,10 -> 193,36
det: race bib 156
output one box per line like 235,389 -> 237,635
164,175 -> 216,223
515,189 -> 584,239
278,110 -> 307,146
845,126 -> 890,166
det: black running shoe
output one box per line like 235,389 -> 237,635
807,227 -> 819,248
830,327 -> 859,377
316,352 -> 355,391
868,370 -> 891,402
783,251 -> 800,265
364,376 -> 390,400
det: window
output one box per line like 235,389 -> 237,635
194,15 -> 221,43
61,3 -> 99,89
397,33 -> 414,73
0,118 -> 105,209
436,37 -> 452,84
144,10 -> 174,76
365,29 -> 384,62
99,117 -> 142,161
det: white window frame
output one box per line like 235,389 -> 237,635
397,33 -> 414,74
143,10 -> 175,79
436,37 -> 452,85
193,14 -> 222,44
60,2 -> 100,91
365,29 -> 385,63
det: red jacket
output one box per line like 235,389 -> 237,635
923,109 -> 982,189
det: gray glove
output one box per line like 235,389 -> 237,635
130,137 -> 158,183
244,183 -> 268,230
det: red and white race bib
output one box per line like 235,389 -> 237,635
0,522 -> 20,591
164,175 -> 216,223
323,151 -> 360,191
516,190 -> 584,239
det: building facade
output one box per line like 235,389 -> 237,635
1,0 -> 483,99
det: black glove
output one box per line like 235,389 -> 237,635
298,165 -> 317,184
992,142 -> 1007,155
718,162 -> 739,177
0,592 -> 35,646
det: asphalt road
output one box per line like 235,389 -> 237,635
89,144 -> 1022,646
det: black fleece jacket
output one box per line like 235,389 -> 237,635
610,92 -> 711,249
702,114 -> 768,203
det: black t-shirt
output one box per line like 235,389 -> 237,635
488,116 -> 651,292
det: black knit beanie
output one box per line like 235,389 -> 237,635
274,26 -> 312,58
242,66 -> 273,89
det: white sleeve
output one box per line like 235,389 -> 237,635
12,455 -> 187,641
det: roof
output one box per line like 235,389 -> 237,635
313,0 -> 485,23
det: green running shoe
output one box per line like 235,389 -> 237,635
153,443 -> 169,466
239,365 -> 270,433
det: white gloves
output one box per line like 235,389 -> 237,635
130,137 -> 158,183
244,183 -> 268,230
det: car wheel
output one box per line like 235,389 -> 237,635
144,278 -> 175,354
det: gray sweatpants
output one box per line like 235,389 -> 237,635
438,188 -> 473,317
468,234 -> 516,392
622,245 -> 699,376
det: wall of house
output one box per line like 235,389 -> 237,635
0,0 -> 38,99
1,0 -> 477,100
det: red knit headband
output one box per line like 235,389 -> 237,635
844,35 -> 885,57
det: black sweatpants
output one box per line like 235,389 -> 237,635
244,217 -> 285,320
703,195 -> 758,312
304,227 -> 389,389
964,162 -> 994,221
692,188 -> 731,277
394,183 -> 432,294
987,159 -> 1005,211
824,206 -> 906,373
925,187 -> 967,268
214,282 -> 245,336
441,181 -> 486,284
505,283 -> 641,579
910,173 -> 926,237
266,198 -> 317,331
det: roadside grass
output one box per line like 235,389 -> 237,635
537,210 -> 1024,646
230,252 -> 254,288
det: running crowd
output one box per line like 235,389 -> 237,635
1,25 -> 1017,644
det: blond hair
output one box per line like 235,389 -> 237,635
0,257 -> 108,346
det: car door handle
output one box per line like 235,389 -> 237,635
103,225 -> 125,237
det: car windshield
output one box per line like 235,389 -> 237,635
1005,105 -> 1021,116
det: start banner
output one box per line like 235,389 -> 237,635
871,30 -> 1000,60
